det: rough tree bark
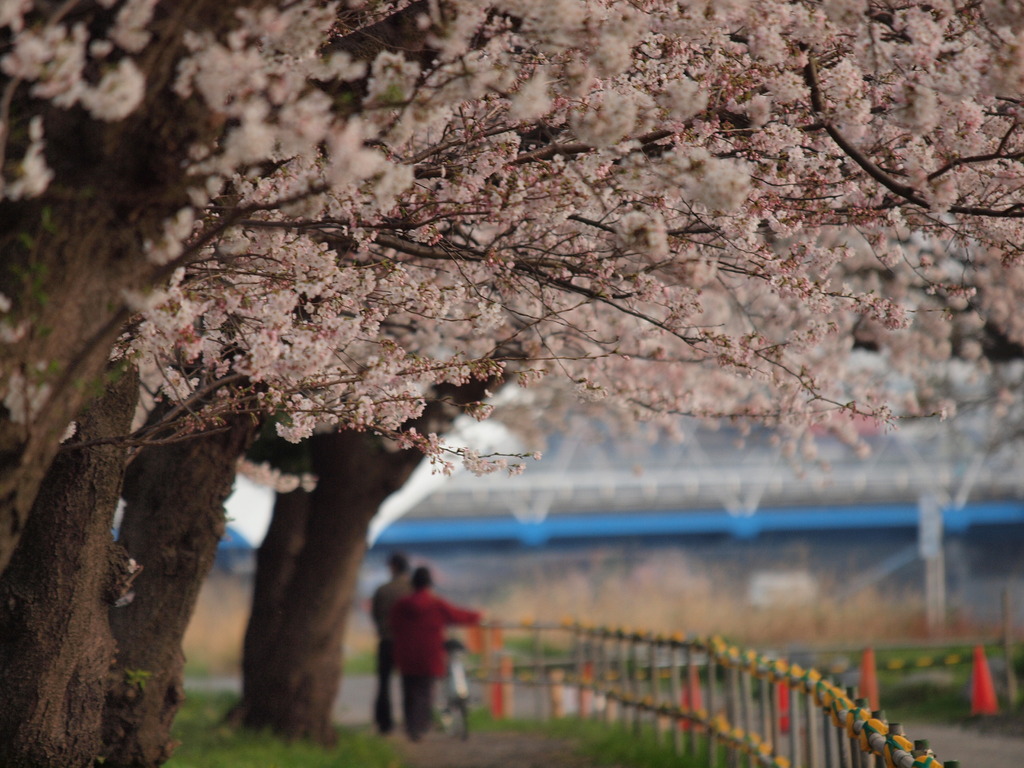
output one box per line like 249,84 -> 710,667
238,487 -> 312,695
101,411 -> 257,767
0,368 -> 139,768
0,1 -> 273,578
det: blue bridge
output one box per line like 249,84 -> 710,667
370,418 -> 1024,549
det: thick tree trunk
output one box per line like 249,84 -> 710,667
233,381 -> 495,743
102,413 -> 256,767
0,368 -> 138,768
238,488 -> 312,689
234,430 -> 423,744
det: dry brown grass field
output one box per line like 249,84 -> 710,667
183,548 -> 987,676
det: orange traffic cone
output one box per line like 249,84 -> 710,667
778,682 -> 791,735
490,654 -> 514,719
680,664 -> 703,730
579,661 -> 594,717
860,647 -> 880,711
467,624 -> 483,653
970,645 -> 999,715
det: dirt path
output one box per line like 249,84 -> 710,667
392,730 -> 600,768
902,721 -> 1024,767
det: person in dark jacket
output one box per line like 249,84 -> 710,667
390,566 -> 481,741
370,551 -> 412,734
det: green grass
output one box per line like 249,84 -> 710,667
165,692 -> 402,768
880,680 -> 969,723
547,719 -> 716,768
873,645 -> 987,723
166,691 -> 711,768
343,648 -> 378,676
184,649 -> 378,681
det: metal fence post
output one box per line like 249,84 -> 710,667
759,671 -> 770,754
707,648 -> 719,768
685,642 -> 698,759
577,624 -> 591,718
851,696 -> 868,768
726,663 -> 739,768
648,634 -> 661,743
668,638 -> 683,756
823,700 -> 835,768
1004,586 -> 1019,709
871,711 -> 886,768
769,679 -> 780,763
843,688 -> 859,768
788,681 -> 800,768
805,688 -> 820,768
618,630 -> 631,728
532,623 -> 544,720
836,712 -> 850,768
630,632 -> 642,735
739,659 -> 754,768
597,628 -> 608,722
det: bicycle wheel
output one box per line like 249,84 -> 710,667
443,696 -> 469,740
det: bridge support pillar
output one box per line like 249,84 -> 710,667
918,493 -> 946,634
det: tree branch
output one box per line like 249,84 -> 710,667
803,57 -> 1024,219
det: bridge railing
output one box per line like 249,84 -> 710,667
467,621 -> 962,768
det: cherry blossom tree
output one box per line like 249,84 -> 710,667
4,0 -> 1024,764
7,0 -> 1024,562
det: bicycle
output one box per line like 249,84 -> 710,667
439,637 -> 470,740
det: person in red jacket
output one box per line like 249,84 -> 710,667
390,565 -> 481,741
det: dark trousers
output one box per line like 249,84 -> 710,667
374,639 -> 396,733
400,674 -> 436,741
